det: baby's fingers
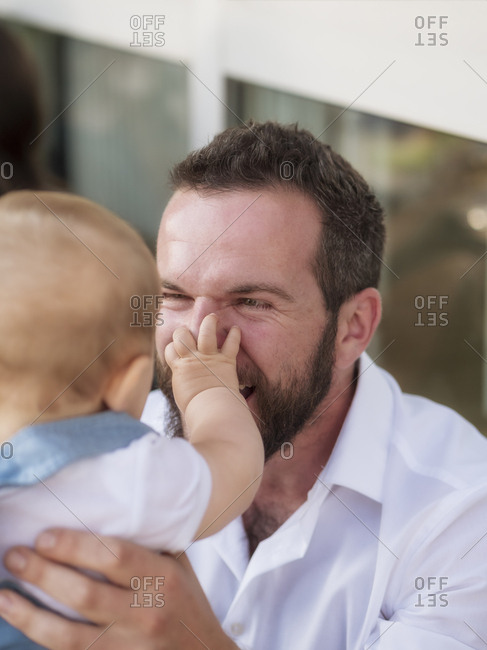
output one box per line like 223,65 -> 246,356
221,325 -> 241,359
197,314 -> 218,355
164,341 -> 178,368
172,326 -> 197,357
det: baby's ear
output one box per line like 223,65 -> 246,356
103,355 -> 154,418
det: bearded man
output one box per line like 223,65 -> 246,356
2,122 -> 487,650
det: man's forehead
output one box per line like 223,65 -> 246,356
159,187 -> 322,249
156,188 -> 324,301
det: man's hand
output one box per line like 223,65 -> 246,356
0,529 -> 238,650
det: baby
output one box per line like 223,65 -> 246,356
0,191 -> 264,647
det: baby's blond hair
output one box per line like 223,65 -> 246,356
0,191 -> 160,414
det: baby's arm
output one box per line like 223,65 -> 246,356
164,314 -> 264,539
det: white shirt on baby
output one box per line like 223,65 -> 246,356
0,413 -> 211,619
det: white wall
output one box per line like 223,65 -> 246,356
1,0 -> 486,146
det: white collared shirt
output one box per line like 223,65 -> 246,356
142,354 -> 487,649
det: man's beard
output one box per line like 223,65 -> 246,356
156,314 -> 337,461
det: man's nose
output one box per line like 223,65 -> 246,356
189,298 -> 231,349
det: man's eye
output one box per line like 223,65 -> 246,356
159,293 -> 190,311
239,298 -> 271,310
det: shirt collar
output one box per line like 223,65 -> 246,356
0,411 -> 152,487
318,352 -> 395,504
142,355 -> 394,508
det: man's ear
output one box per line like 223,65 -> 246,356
103,354 -> 154,418
334,288 -> 382,371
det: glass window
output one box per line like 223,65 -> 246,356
4,20 -> 188,249
63,39 -> 188,247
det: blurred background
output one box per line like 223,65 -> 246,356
1,0 -> 486,434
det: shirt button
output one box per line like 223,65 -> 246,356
230,622 -> 244,636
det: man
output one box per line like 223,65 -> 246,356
1,122 -> 487,649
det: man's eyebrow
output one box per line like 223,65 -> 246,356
229,284 -> 295,303
160,280 -> 295,303
160,280 -> 184,292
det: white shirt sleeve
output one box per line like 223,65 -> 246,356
121,432 -> 212,552
364,484 -> 487,649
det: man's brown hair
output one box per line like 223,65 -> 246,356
170,121 -> 385,314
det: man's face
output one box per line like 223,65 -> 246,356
156,187 -> 337,458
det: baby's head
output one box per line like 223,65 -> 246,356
0,190 -> 160,432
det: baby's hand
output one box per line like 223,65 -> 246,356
164,314 -> 241,414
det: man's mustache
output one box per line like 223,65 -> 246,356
157,355 -> 265,396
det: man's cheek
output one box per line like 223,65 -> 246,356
154,324 -> 174,361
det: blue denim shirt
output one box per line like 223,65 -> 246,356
0,411 -> 152,649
